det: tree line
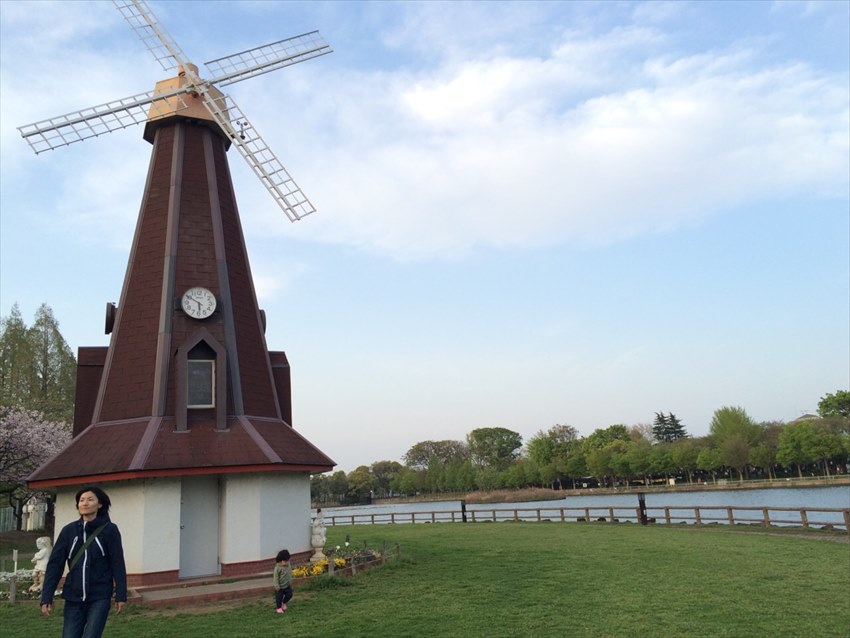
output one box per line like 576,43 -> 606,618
311,394 -> 850,505
1,304 -> 847,520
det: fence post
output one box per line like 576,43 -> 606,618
800,509 -> 809,530
637,493 -> 647,525
664,507 -> 671,525
762,508 -> 770,527
10,549 -> 18,603
726,508 -> 734,525
461,500 -> 467,523
694,507 -> 702,524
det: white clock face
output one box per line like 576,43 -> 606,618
181,287 -> 217,319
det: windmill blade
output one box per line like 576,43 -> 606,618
24,0 -> 327,217
202,92 -> 316,222
17,89 -> 189,154
113,0 -> 190,72
204,32 -> 332,88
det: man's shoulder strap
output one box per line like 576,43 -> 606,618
68,524 -> 108,571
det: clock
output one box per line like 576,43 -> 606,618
181,287 -> 217,319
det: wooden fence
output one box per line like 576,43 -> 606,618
325,505 -> 850,534
0,507 -> 15,533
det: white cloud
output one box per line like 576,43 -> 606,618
281,31 -> 848,260
631,1 -> 689,25
252,258 -> 312,303
2,2 -> 848,264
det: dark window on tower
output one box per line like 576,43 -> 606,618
187,341 -> 216,408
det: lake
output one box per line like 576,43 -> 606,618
317,485 -> 850,528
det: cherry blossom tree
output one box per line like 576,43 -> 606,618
0,407 -> 71,529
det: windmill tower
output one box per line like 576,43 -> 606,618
25,0 -> 335,585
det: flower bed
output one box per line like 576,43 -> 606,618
292,557 -> 348,578
292,540 -> 384,579
0,570 -> 44,601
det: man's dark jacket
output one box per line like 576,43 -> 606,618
40,512 -> 127,605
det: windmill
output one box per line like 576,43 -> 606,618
25,1 -> 335,585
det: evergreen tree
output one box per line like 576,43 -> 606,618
0,304 -> 76,423
666,413 -> 687,440
652,412 -> 669,441
0,304 -> 34,409
653,412 -> 687,442
28,304 -> 76,422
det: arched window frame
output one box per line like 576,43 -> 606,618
176,328 -> 227,431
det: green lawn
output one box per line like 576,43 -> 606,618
2,523 -> 848,637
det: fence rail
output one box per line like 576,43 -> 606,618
325,505 -> 850,534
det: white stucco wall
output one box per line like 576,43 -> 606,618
54,479 -> 182,575
113,479 -> 182,575
220,472 -> 311,564
52,471 -> 311,576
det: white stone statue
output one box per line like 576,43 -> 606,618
309,509 -> 327,563
24,497 -> 47,531
28,536 -> 53,592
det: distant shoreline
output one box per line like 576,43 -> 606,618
361,476 -> 850,507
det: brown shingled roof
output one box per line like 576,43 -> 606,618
29,416 -> 333,488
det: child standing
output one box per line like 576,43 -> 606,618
273,549 -> 293,613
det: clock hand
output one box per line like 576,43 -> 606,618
185,297 -> 202,315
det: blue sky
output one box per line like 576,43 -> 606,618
1,1 -> 848,473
